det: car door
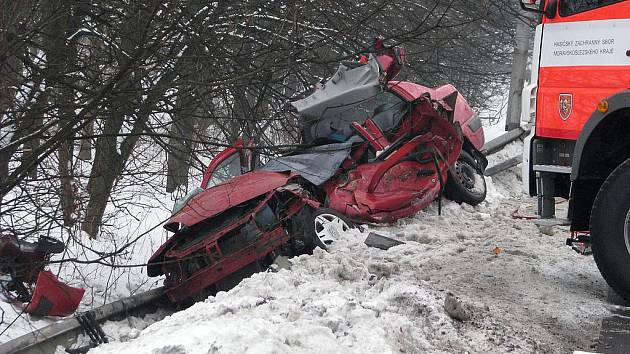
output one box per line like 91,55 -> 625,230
172,139 -> 256,215
200,138 -> 258,189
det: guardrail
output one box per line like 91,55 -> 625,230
481,126 -> 531,177
0,287 -> 165,354
481,125 -> 530,156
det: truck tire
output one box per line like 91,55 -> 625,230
444,151 -> 486,206
607,286 -> 630,306
591,157 -> 630,302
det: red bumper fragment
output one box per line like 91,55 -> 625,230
25,271 -> 84,317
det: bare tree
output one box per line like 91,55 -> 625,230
1,0 -> 522,242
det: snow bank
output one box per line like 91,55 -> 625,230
87,160 -> 608,354
88,231 -> 475,354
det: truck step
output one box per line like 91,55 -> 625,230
532,164 -> 572,174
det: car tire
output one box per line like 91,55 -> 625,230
591,158 -> 630,303
308,208 -> 355,251
444,150 -> 486,206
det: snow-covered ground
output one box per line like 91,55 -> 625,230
82,160 -> 609,354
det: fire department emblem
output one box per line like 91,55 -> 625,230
559,94 -> 573,121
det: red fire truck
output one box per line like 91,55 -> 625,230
520,0 -> 630,300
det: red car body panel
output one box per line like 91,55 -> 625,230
200,140 -> 244,189
149,170 -> 297,273
389,82 -> 484,150
0,234 -> 84,316
164,226 -> 289,302
152,185 -> 315,302
24,271 -> 85,316
324,103 -> 462,222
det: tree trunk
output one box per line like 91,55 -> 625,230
505,16 -> 532,131
166,89 -> 198,193
40,0 -> 79,226
78,118 -> 94,161
0,1 -> 28,200
82,67 -> 178,236
81,105 -> 126,237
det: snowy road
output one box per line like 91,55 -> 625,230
86,164 -> 609,354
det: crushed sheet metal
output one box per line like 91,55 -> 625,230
262,137 -> 361,186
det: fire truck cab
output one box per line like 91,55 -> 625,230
521,0 -> 630,300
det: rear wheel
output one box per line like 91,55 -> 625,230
591,158 -> 630,302
444,150 -> 486,206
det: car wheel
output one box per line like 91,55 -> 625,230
310,208 -> 354,250
591,158 -> 630,303
444,150 -> 486,206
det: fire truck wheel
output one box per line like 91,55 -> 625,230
591,157 -> 630,303
309,208 -> 355,251
444,151 -> 486,206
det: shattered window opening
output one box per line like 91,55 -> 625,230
206,153 -> 242,189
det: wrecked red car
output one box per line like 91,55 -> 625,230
148,42 -> 486,302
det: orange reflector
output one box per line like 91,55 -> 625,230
597,99 -> 609,113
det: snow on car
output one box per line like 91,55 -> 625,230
147,42 -> 488,302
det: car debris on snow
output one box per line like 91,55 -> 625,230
363,232 -> 405,250
271,256 -> 292,271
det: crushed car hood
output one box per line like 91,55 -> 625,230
164,170 -> 294,232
